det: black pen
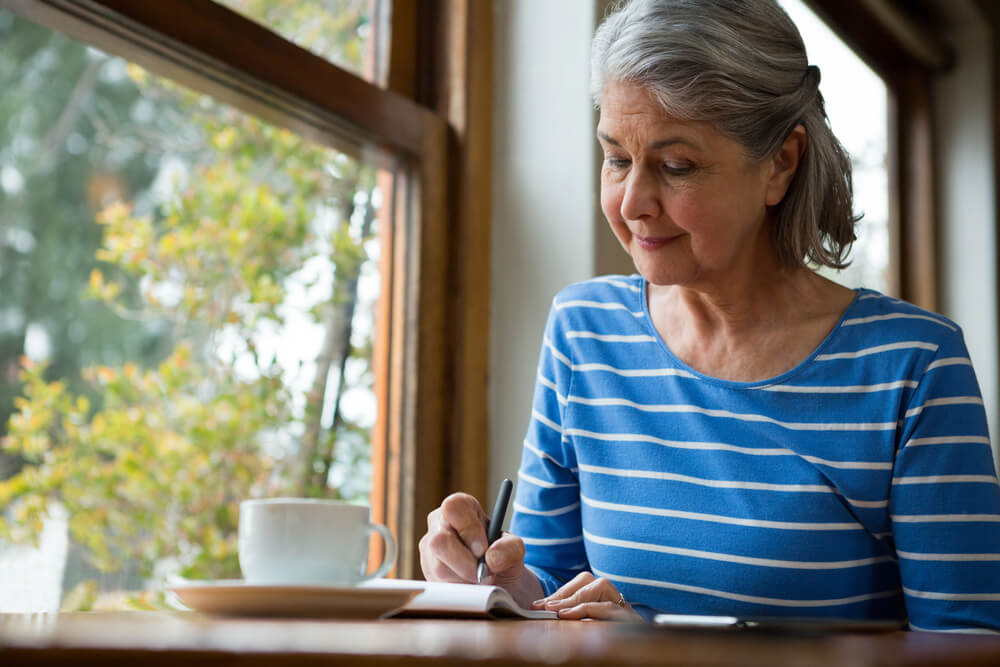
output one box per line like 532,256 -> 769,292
477,477 -> 513,583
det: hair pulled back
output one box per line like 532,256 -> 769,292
592,0 -> 858,268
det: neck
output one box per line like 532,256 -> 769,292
648,239 -> 823,336
645,258 -> 856,382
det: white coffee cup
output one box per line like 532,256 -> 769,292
238,498 -> 396,586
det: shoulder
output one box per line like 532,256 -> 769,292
544,274 -> 646,343
845,289 -> 964,346
850,288 -> 956,322
551,274 -> 643,307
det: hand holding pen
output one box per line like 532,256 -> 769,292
477,477 -> 513,583
418,477 -> 545,607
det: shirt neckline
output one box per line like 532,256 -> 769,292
637,276 -> 864,389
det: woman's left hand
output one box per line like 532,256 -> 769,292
531,572 -> 642,621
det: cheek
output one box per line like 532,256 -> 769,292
600,183 -> 632,246
665,196 -> 709,232
599,178 -> 621,223
669,187 -> 767,262
668,186 -> 744,235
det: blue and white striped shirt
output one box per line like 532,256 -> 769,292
511,275 -> 1000,632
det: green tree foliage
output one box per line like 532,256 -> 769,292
0,12 -> 172,483
0,0 -> 381,601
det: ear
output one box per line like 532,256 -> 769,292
764,124 -> 807,207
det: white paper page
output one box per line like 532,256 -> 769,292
362,578 -> 556,618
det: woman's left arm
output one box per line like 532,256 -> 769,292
892,328 -> 1000,633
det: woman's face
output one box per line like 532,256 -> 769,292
598,81 -> 790,288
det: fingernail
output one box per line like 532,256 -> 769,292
471,541 -> 485,558
532,599 -> 545,606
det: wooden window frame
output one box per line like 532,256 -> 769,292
804,0 -> 952,312
383,0 -> 493,576
3,0 -> 491,578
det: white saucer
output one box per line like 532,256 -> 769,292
167,580 -> 422,619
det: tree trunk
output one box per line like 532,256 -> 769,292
291,187 -> 375,496
313,196 -> 376,490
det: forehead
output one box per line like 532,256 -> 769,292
597,81 -> 717,145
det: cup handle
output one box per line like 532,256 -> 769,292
361,522 -> 396,581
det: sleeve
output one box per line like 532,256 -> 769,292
509,298 -> 589,595
891,327 -> 1000,632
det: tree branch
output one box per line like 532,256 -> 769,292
291,191 -> 364,495
35,57 -> 104,173
314,195 -> 376,491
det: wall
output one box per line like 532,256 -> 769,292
489,0 -> 602,504
932,0 -> 999,446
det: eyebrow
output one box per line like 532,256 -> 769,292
597,131 -> 699,150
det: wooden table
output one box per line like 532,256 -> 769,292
3,612 -> 1000,667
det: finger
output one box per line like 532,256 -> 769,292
425,560 -> 467,583
440,493 -> 489,557
421,524 -> 481,582
533,572 -> 595,607
419,547 -> 467,583
419,532 -> 468,583
426,507 -> 444,530
484,532 -> 525,574
544,577 -> 618,610
556,602 -> 638,622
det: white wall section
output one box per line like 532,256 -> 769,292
933,0 -> 998,448
490,0 -> 599,505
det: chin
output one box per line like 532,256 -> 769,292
635,269 -> 684,287
632,258 -> 690,287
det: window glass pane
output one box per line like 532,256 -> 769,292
779,0 -> 890,293
213,0 -> 388,85
0,10 -> 389,611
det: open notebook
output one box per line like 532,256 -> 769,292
362,579 -> 557,619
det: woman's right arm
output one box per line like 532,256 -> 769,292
419,296 -> 586,606
508,297 -> 589,595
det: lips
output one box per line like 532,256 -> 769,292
634,233 -> 678,250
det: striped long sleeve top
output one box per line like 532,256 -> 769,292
510,274 -> 1000,632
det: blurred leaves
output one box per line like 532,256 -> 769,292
1,0 -> 380,598
1,345 -> 286,578
216,0 -> 372,77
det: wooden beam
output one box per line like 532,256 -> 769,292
441,0 -> 492,506
857,0 -> 954,72
804,0 -> 953,78
386,0 -> 419,98
398,117 -> 452,580
892,69 -> 939,311
386,0 -> 492,526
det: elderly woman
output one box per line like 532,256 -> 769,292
419,0 -> 1000,631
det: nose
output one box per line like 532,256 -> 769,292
619,165 -> 659,222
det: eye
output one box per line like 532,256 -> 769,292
604,156 -> 631,169
663,162 -> 694,176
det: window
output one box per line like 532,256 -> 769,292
779,0 -> 890,293
215,0 -> 388,84
0,0 -> 489,610
794,0 -> 949,310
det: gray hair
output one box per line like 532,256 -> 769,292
592,0 -> 857,269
